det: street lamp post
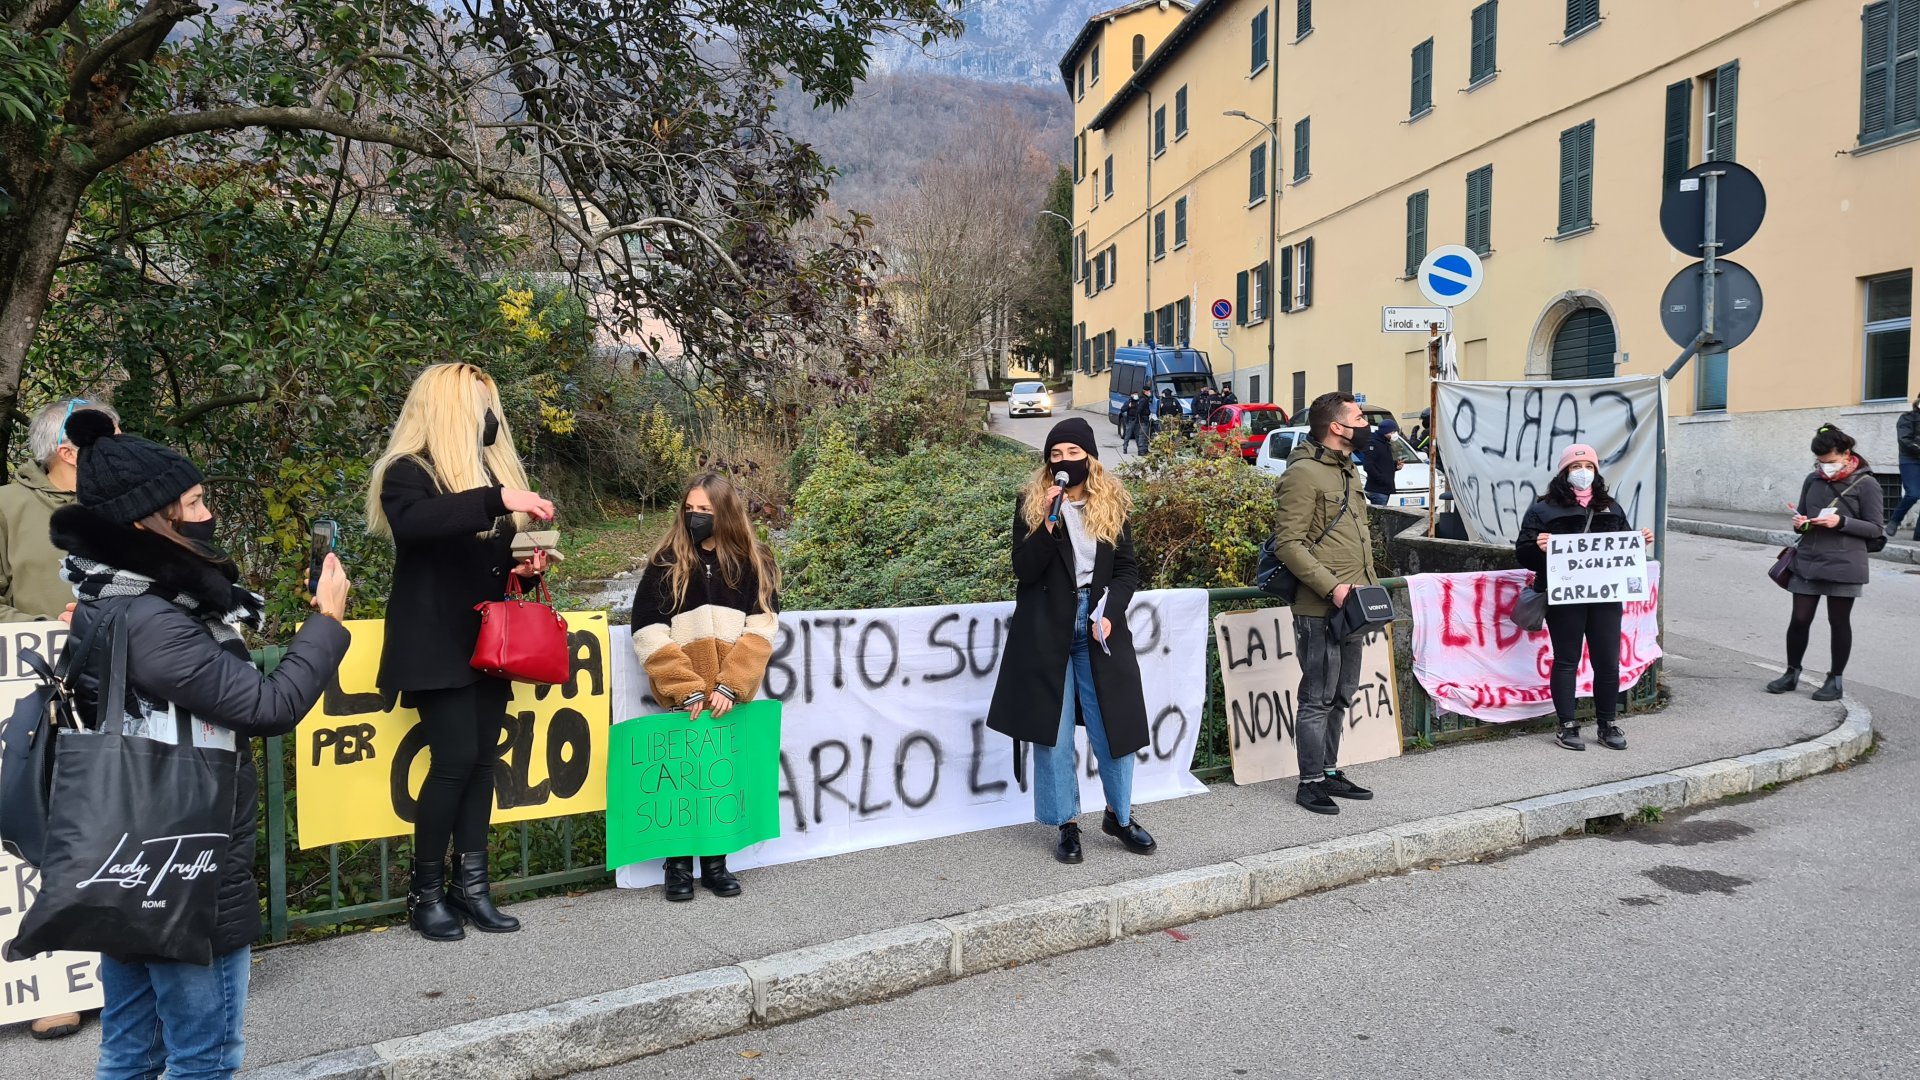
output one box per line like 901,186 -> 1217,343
1037,209 -> 1072,226
1224,110 -> 1279,406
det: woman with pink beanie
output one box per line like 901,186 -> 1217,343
1514,445 -> 1655,751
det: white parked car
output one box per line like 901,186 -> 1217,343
1007,381 -> 1053,418
1256,426 -> 1448,508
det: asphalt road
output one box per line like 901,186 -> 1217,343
582,529 -> 1920,1080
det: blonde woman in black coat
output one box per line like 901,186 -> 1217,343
987,418 -> 1156,865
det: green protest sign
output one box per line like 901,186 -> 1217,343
605,700 -> 782,868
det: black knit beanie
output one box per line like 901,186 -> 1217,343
66,409 -> 205,525
1042,416 -> 1099,462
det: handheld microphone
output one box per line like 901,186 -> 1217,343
1047,470 -> 1069,524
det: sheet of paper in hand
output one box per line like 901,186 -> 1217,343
1547,531 -> 1649,605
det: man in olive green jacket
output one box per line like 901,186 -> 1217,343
1272,391 -> 1380,816
0,398 -> 116,1041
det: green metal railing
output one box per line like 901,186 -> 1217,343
250,583 -> 1661,941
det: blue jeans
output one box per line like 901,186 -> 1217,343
1893,460 -> 1920,536
1365,491 -> 1389,506
1032,589 -> 1134,826
97,947 -> 250,1080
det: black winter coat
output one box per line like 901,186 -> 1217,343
1790,465 -> 1885,585
986,496 -> 1149,757
1514,495 -> 1635,592
52,506 -> 350,955
376,457 -> 527,693
1363,432 -> 1398,495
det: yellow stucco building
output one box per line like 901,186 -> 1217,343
1062,0 -> 1917,509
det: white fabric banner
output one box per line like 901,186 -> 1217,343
0,622 -> 104,1025
1434,375 -> 1663,546
1404,566 -> 1663,724
612,589 -> 1211,887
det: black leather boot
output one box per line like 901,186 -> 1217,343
663,857 -> 696,902
408,859 -> 466,942
1765,666 -> 1801,694
1811,674 -> 1845,702
1555,720 -> 1586,751
446,852 -> 521,933
699,855 -> 743,897
1595,719 -> 1628,751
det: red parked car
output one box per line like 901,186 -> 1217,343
1201,403 -> 1292,460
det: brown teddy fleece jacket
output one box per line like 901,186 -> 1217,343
628,547 -> 779,709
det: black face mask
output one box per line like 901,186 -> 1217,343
686,512 -> 715,545
1340,420 -> 1371,447
482,411 -> 501,447
1054,458 -> 1091,489
177,516 -> 219,547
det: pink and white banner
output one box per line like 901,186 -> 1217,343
1405,565 -> 1662,723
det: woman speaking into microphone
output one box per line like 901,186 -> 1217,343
988,418 -> 1157,864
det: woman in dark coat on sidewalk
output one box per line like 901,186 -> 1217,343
51,410 -> 352,1080
366,363 -> 555,941
1515,444 -> 1655,753
1766,425 -> 1884,702
987,418 -> 1156,865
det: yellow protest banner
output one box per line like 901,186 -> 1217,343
294,612 -> 611,848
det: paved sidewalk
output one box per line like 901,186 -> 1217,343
1671,504 -> 1920,564
0,647 -> 1840,1077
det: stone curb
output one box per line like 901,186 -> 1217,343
1670,517 -> 1920,565
243,698 -> 1874,1080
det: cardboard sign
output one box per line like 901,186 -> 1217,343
1547,531 -> 1649,605
293,613 -> 612,848
605,701 -> 782,867
0,622 -> 103,1024
1211,608 -> 1402,786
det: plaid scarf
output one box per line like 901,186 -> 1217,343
63,554 -> 264,648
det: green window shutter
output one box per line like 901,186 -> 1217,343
1293,116 -> 1310,178
1466,165 -> 1492,255
1174,197 -> 1187,245
1154,107 -> 1166,154
1249,144 -> 1266,202
1565,0 -> 1599,37
1577,121 -> 1595,228
1257,261 -> 1273,319
1662,79 -> 1692,187
1888,0 -> 1920,139
1411,39 -> 1434,115
1297,0 -> 1312,37
1144,313 -> 1154,342
1713,60 -> 1739,161
1471,1 -> 1498,83
1252,9 -> 1269,71
1104,155 -> 1114,198
1299,238 -> 1314,308
1863,3 -> 1894,142
1154,212 -> 1165,257
1175,86 -> 1188,137
1405,190 -> 1428,278
1559,122 -> 1594,232
1236,270 -> 1249,325
1280,249 -> 1294,313
1107,245 -> 1116,285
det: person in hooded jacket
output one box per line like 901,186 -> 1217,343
1362,415 -> 1402,506
1766,425 -> 1884,702
1891,394 -> 1920,541
1515,445 -> 1655,752
51,410 -> 351,1080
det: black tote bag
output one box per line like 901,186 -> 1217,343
0,604 -> 120,866
7,607 -> 237,966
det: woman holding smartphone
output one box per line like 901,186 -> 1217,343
1766,425 -> 1883,702
630,472 -> 781,901
987,418 -> 1156,864
367,363 -> 554,941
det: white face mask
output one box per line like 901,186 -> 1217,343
1567,468 -> 1596,490
1818,460 -> 1844,478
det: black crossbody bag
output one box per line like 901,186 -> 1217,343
1256,483 -> 1352,604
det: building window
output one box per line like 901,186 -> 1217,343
1094,250 -> 1107,292
1153,211 -> 1167,259
1106,245 -> 1117,286
1865,271 -> 1913,401
1696,351 -> 1729,411
1106,330 -> 1117,369
1557,120 -> 1596,234
1156,304 -> 1175,351
1092,331 -> 1105,374
1703,60 -> 1739,162
1404,190 -> 1429,278
1154,105 -> 1167,156
1661,80 -> 1691,188
1295,238 -> 1314,309
1410,38 -> 1434,117
1173,196 -> 1189,248
1861,1 -> 1920,145
1292,371 -> 1307,416
1075,133 -> 1085,182
1551,308 -> 1617,379
1297,0 -> 1312,38
1466,165 -> 1493,255
1091,168 -> 1100,207
1248,144 -> 1268,205
1337,363 -> 1353,395
1175,86 -> 1189,140
1091,43 -> 1101,85
1564,0 -> 1600,39
1292,116 -> 1310,180
1470,1 -> 1498,85
1133,34 -> 1146,71
1077,63 -> 1085,101
1250,261 -> 1271,321
1075,233 -> 1087,282
1252,8 -> 1270,73
1104,155 -> 1114,200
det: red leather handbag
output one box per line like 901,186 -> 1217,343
471,576 -> 570,684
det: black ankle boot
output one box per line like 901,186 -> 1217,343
1765,666 -> 1801,694
699,855 -> 743,897
1555,721 -> 1586,751
663,857 -> 695,902
1811,674 -> 1845,702
1595,720 -> 1627,751
408,859 -> 466,942
446,852 -> 521,933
